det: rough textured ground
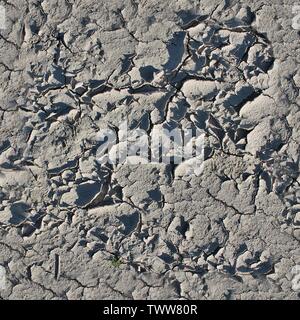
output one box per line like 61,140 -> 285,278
0,0 -> 300,300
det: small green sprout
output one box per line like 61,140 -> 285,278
111,256 -> 122,268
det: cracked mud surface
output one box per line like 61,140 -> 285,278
0,0 -> 300,300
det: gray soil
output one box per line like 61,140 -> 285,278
0,0 -> 299,300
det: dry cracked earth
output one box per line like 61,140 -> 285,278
0,0 -> 300,300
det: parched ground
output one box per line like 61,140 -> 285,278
0,0 -> 299,300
